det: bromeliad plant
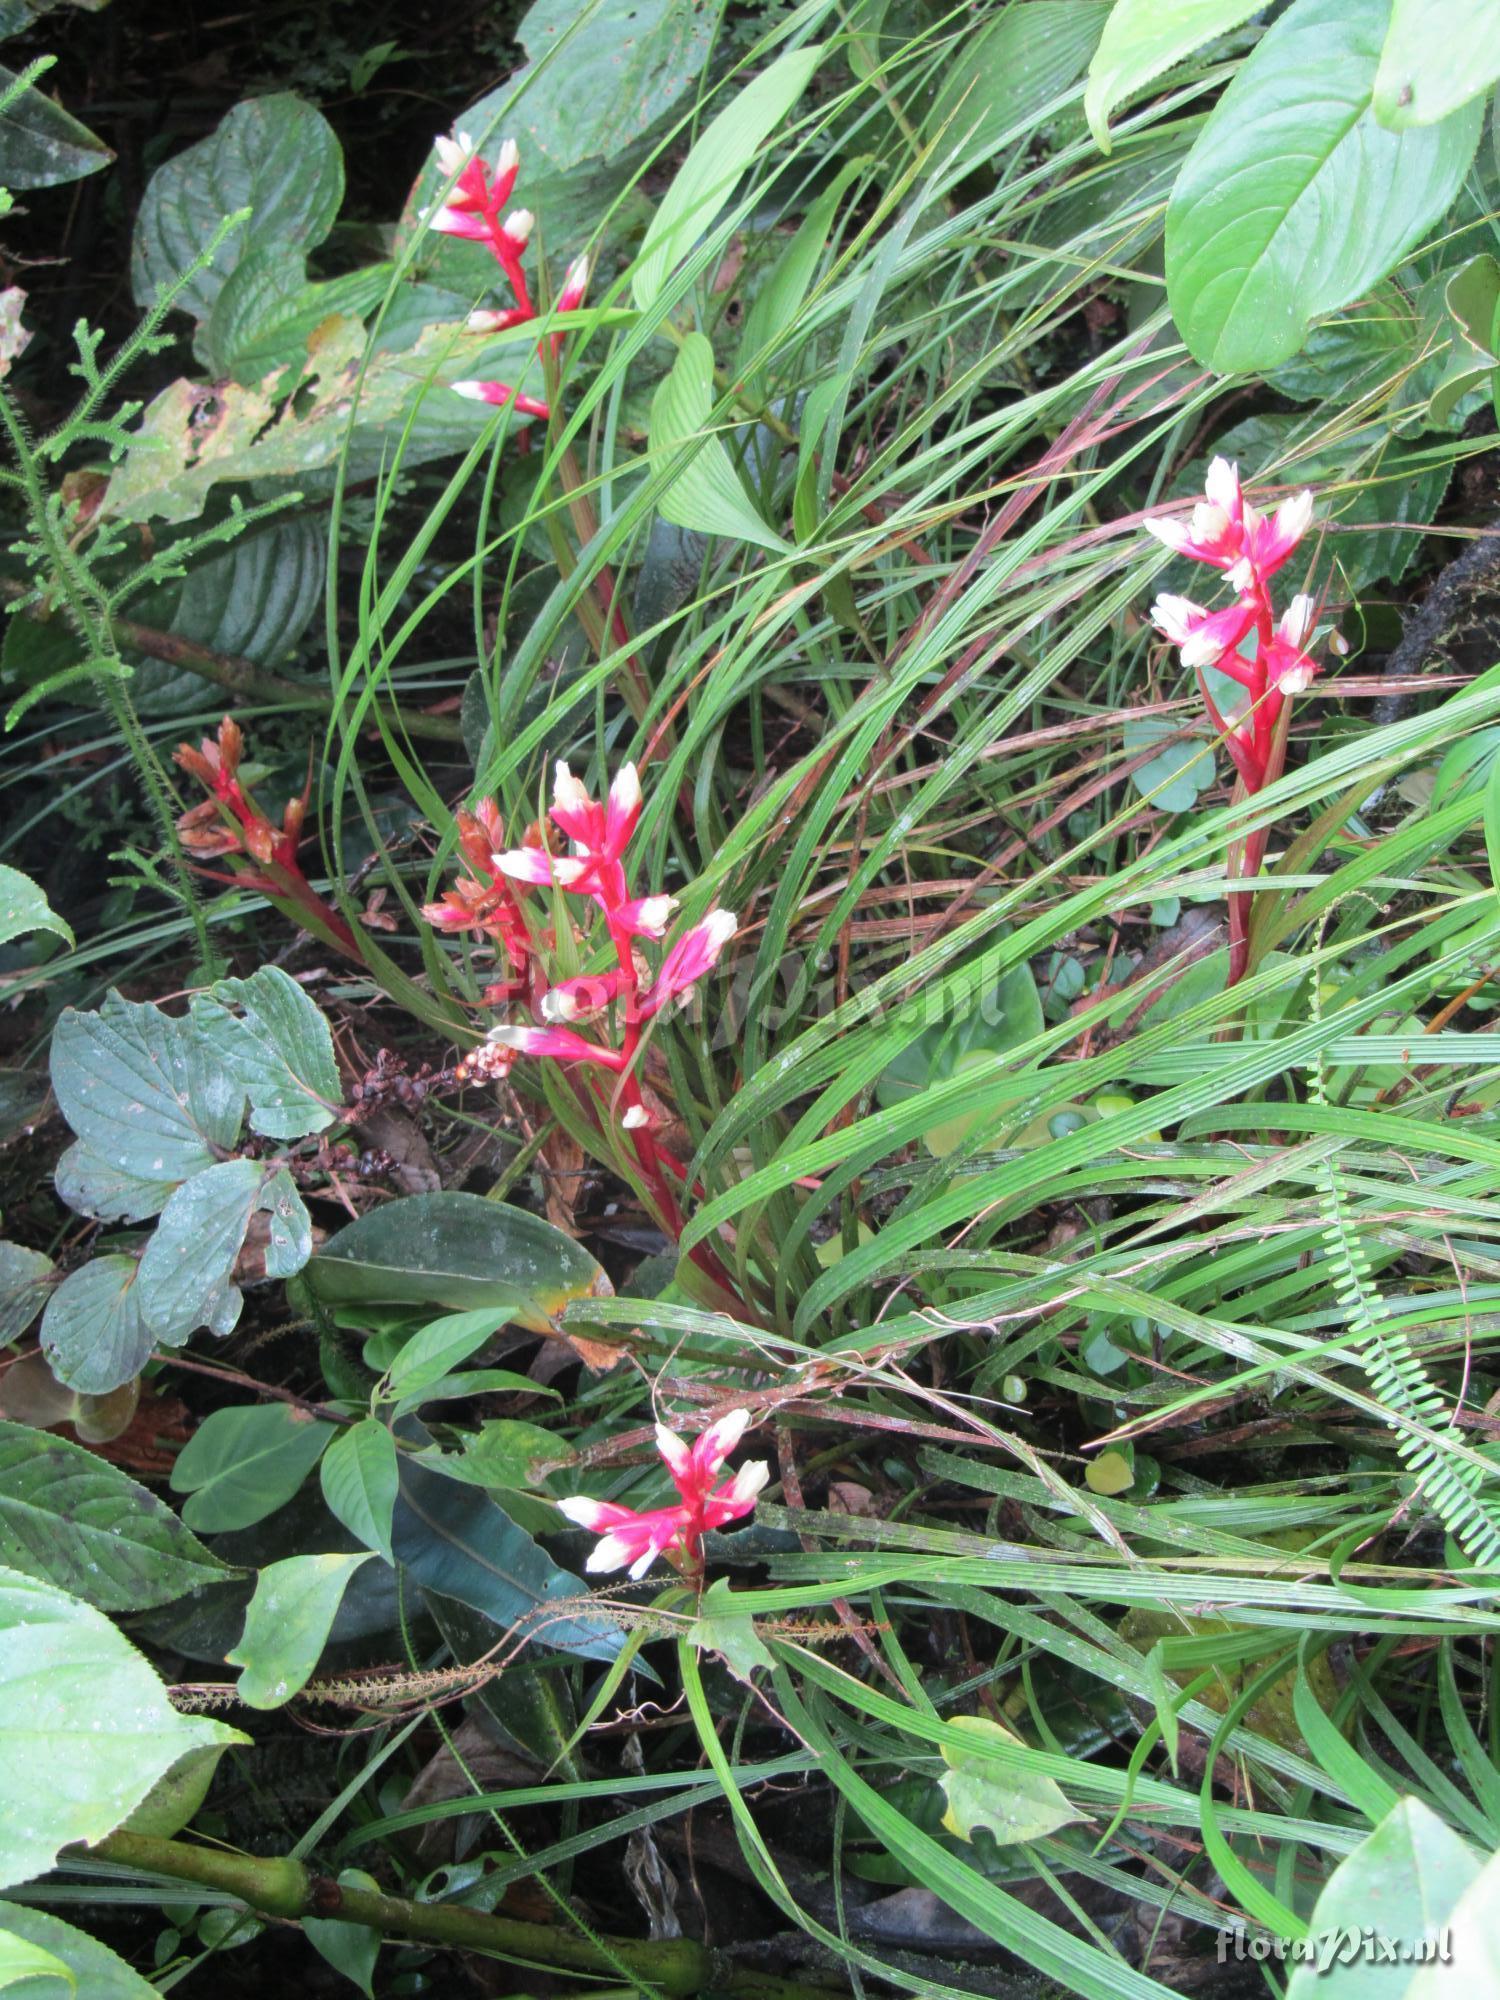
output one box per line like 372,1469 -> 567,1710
425,760 -> 740,1285
1145,457 -> 1320,983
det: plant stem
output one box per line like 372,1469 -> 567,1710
88,1831 -> 828,1995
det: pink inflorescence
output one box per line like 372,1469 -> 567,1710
556,1407 -> 769,1580
424,760 -> 738,1233
425,131 -> 592,421
1144,455 -> 1317,797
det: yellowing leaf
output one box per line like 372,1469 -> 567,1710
937,1714 -> 1083,1847
1085,1450 -> 1134,1496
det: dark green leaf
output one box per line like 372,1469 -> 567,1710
39,1255 -> 152,1397
164,516 -> 326,667
49,994 -> 243,1198
199,249 -> 394,383
0,64 -> 110,189
392,1427 -> 622,1663
0,1421 -> 228,1610
170,1403 -> 335,1534
54,1142 -> 178,1223
925,1 -> 1108,168
306,1190 -> 613,1332
1166,0 -> 1483,371
130,93 -> 344,321
194,966 -> 341,1139
136,1158 -> 267,1344
0,863 -> 71,950
303,1870 -> 381,1997
260,1167 -> 313,1279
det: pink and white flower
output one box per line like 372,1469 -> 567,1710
452,379 -> 550,420
487,1021 -> 624,1069
1149,593 -> 1256,671
642,909 -> 738,1014
556,1407 -> 769,1579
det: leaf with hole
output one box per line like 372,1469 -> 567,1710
937,1714 -> 1085,1847
1374,0 -> 1500,130
170,1403 -> 336,1535
306,1191 -> 612,1331
0,1421 -> 229,1610
1166,0 -> 1483,372
0,1565 -> 248,1892
227,1552 -> 376,1708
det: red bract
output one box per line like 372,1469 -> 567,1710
556,1408 -> 769,1580
424,131 -> 594,421
1142,456 -> 1320,983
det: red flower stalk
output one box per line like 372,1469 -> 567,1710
425,132 -> 594,421
1143,457 -> 1319,984
174,718 -> 363,962
556,1407 -> 769,1580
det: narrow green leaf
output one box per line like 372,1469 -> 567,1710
633,45 -> 822,310
1085,0 -> 1263,150
926,1 -> 1108,167
227,1552 -> 375,1708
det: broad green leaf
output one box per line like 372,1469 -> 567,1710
1166,0 -> 1483,372
227,1552 -> 375,1708
49,994 -> 242,1199
0,65 -> 110,188
0,1242 -> 51,1345
1085,0 -> 1263,150
442,1417 -> 575,1489
1374,0 -> 1500,130
1124,717 -> 1213,814
319,1419 -> 398,1563
1286,1798 -> 1480,1998
54,1142 -> 178,1224
135,1158 -> 267,1345
170,1403 -> 335,1534
1406,1841 -> 1500,1994
392,1428 -> 622,1662
200,249 -> 394,382
305,1190 -> 613,1331
0,1564 -> 247,1890
926,1 -> 1109,168
121,1739 -> 234,1840
1424,253 -> 1500,426
39,1256 -> 152,1398
633,45 -> 823,310
0,1924 -> 72,1997
937,1713 -> 1084,1846
130,93 -> 344,321
687,1576 -> 773,1684
649,332 -> 789,553
0,1421 -> 228,1610
0,1906 -> 156,2000
0,865 -> 71,951
303,1869 -> 381,1997
194,966 -> 341,1139
159,516 -> 326,670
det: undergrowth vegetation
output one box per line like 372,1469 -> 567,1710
2,0 -> 1500,1994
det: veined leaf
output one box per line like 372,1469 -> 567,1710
633,45 -> 822,310
1166,0 -> 1483,372
927,1 -> 1108,167
937,1713 -> 1085,1846
1373,0 -> 1500,129
648,333 -> 789,553
227,1552 -> 375,1708
170,1402 -> 335,1534
39,1256 -> 152,1399
135,1158 -> 268,1345
0,864 -> 71,951
193,965 -> 341,1140
320,1419 -> 398,1563
0,65 -> 110,189
1085,0 -> 1263,150
0,1565 -> 247,1891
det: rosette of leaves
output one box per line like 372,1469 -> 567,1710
38,967 -> 340,1394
